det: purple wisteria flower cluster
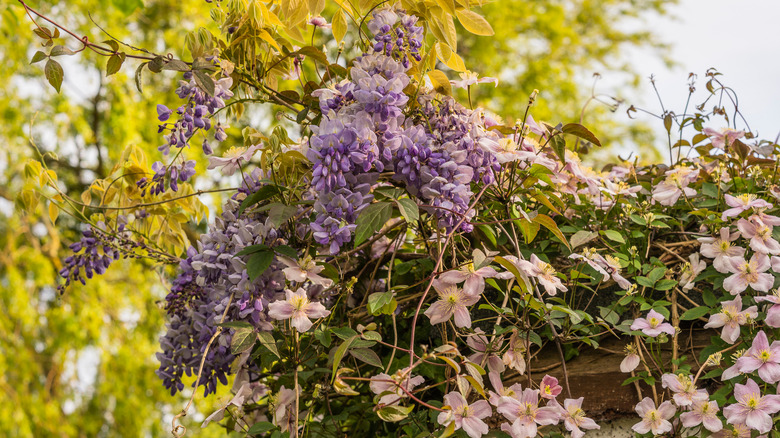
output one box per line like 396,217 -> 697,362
308,8 -> 500,253
57,223 -> 119,293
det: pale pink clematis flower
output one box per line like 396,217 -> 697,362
737,218 -> 780,255
630,309 -> 676,337
279,255 -> 333,287
202,382 -> 254,427
722,378 -> 780,434
496,388 -> 560,438
450,71 -> 499,89
679,253 -> 707,291
699,227 -> 745,273
369,367 -> 425,406
722,194 -> 773,221
503,330 -> 527,375
652,165 -> 699,206
307,15 -> 331,28
661,373 -> 708,406
631,397 -> 676,435
466,328 -> 505,374
516,254 -> 567,296
550,397 -> 600,438
755,289 -> 780,327
723,253 -> 774,295
207,144 -> 261,176
703,127 -> 745,149
569,250 -> 631,289
539,375 -> 562,400
620,352 -> 640,373
437,391 -> 492,438
712,423 -> 753,438
424,282 -> 480,328
487,371 -> 523,406
438,263 -> 498,297
681,400 -> 723,432
722,350 -> 747,381
704,296 -> 758,344
735,330 -> 780,384
267,288 -> 331,332
272,385 -> 299,433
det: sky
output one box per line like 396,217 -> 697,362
622,0 -> 780,153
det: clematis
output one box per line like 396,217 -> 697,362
755,289 -> 780,327
679,253 -> 707,291
278,255 -> 333,287
631,397 -> 676,435
704,296 -> 758,344
735,330 -> 780,384
620,344 -> 641,373
569,250 -> 631,289
516,254 -> 567,296
550,397 -> 600,438
703,126 -> 745,149
267,288 -> 331,332
737,218 -> 780,255
538,375 -> 562,400
271,385 -> 298,433
661,373 -> 708,406
722,378 -> 780,434
450,71 -> 499,89
680,400 -> 723,433
630,309 -> 676,337
723,253 -> 774,295
369,367 -> 425,406
424,281 -> 480,328
722,350 -> 746,381
437,391 -> 492,438
466,328 -> 505,373
488,371 -> 524,406
699,227 -> 745,273
438,263 -> 498,296
307,15 -> 331,28
722,194 -> 773,221
712,423 -> 752,438
651,165 -> 699,206
207,144 -> 261,176
202,382 -> 254,427
496,388 -> 560,438
502,329 -> 527,375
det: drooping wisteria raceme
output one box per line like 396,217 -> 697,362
23,0 -> 780,437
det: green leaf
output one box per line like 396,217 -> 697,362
455,9 -> 494,36
257,331 -> 280,358
367,290 -> 395,315
44,59 -> 63,93
111,0 -> 143,15
247,421 -> 277,435
680,306 -> 710,321
354,202 -> 393,247
30,51 -> 47,64
50,45 -> 76,56
331,336 -> 356,383
267,203 -> 297,228
561,123 -> 602,146
273,245 -> 298,259
217,321 -> 253,329
106,53 -> 126,76
602,230 -> 625,244
647,267 -> 667,283
655,279 -> 678,291
193,69 -> 215,96
395,198 -> 419,223
550,133 -> 566,164
231,327 -> 256,355
376,405 -> 414,422
163,59 -> 190,72
570,230 -> 598,248
349,348 -> 382,368
134,62 -> 147,93
428,70 -> 452,96
247,250 -> 274,282
331,327 -> 358,340
702,289 -> 717,307
332,9 -> 347,43
236,244 -> 270,256
532,213 -> 570,250
239,184 -> 285,216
